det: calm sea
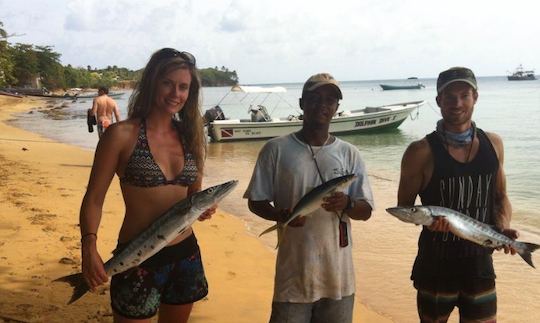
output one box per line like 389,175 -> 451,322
11,76 -> 540,228
9,76 -> 540,322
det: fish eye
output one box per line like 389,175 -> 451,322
410,207 -> 416,212
207,188 -> 214,193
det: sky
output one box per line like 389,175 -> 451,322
1,0 -> 539,84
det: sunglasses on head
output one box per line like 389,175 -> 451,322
155,48 -> 196,66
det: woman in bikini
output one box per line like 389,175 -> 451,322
79,48 -> 214,322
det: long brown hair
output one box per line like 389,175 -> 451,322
128,48 -> 206,172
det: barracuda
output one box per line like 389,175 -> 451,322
259,174 -> 356,239
55,180 -> 238,304
386,205 -> 540,268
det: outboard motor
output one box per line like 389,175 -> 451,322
250,105 -> 272,122
203,105 -> 226,125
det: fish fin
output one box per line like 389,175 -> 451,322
518,242 -> 540,268
53,272 -> 90,304
259,223 -> 278,237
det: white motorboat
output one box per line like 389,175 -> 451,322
204,85 -> 424,142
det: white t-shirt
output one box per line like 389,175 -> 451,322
244,133 -> 374,303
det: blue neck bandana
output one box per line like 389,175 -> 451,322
436,119 -> 475,147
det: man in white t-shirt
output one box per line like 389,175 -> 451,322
244,73 -> 374,323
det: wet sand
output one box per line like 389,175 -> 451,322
0,95 -> 390,322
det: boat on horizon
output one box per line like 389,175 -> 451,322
507,65 -> 536,81
203,85 -> 424,142
380,77 -> 425,90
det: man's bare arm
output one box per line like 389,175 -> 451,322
91,98 -> 98,116
113,101 -> 121,122
397,139 -> 431,206
248,200 -> 283,222
487,132 -> 512,229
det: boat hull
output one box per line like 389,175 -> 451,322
507,75 -> 536,81
5,92 -> 125,100
380,84 -> 424,90
208,101 -> 424,142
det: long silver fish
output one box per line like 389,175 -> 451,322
55,180 -> 238,304
259,174 -> 356,237
386,205 -> 540,268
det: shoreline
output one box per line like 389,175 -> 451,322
0,96 -> 392,322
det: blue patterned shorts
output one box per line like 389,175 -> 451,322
110,233 -> 208,319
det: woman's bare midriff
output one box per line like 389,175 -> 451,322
118,183 -> 194,245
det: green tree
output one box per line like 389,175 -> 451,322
35,45 -> 65,89
199,67 -> 239,86
10,43 -> 39,86
0,21 -> 16,87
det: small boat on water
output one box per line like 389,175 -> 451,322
507,65 -> 536,81
0,87 -> 124,99
0,90 -> 23,98
380,77 -> 425,90
380,83 -> 425,90
204,85 -> 424,142
71,92 -> 125,99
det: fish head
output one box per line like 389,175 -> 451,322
191,180 -> 239,210
385,206 -> 434,226
325,174 -> 357,194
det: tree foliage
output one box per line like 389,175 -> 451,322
199,67 -> 239,86
0,22 -> 15,87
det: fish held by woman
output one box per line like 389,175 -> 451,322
386,205 -> 540,268
54,180 -> 238,304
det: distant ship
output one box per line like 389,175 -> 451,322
507,65 -> 536,81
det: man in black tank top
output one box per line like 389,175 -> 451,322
396,67 -> 519,322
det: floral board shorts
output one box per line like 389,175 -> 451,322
110,233 -> 208,319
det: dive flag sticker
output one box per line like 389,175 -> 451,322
221,129 -> 234,138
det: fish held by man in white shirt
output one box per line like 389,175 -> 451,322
260,174 -> 356,238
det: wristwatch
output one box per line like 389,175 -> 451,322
344,196 -> 355,211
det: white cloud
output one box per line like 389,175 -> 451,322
1,0 -> 539,83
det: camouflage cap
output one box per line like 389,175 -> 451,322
437,67 -> 478,94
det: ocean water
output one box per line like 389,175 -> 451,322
10,77 -> 540,228
9,76 -> 540,322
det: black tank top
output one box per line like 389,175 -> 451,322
418,128 -> 499,259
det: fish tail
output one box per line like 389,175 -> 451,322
518,242 -> 540,268
274,225 -> 287,249
258,223 -> 286,249
259,223 -> 279,237
53,272 -> 90,304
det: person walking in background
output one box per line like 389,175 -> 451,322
397,66 -> 518,322
90,86 -> 121,137
79,48 -> 214,322
244,73 -> 374,323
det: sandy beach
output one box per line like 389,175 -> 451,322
0,95 -> 391,322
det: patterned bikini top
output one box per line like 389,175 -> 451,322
120,120 -> 198,187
